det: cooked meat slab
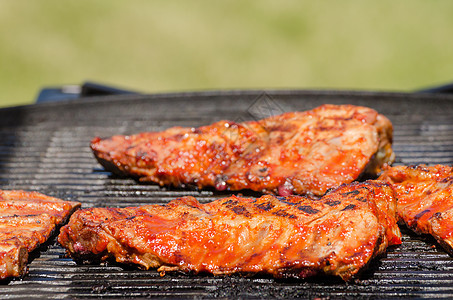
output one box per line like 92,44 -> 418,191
0,190 -> 80,279
379,165 -> 453,255
91,104 -> 394,196
58,180 -> 401,281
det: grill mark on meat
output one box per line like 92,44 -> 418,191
255,202 -> 275,211
433,212 -> 442,219
341,190 -> 360,197
356,196 -> 367,202
223,199 -> 238,206
413,209 -> 431,222
220,197 -> 253,217
230,205 -> 251,218
325,200 -> 341,207
271,209 -> 297,219
440,176 -> 453,184
341,204 -> 356,211
297,205 -> 320,214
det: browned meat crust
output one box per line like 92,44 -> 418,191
0,190 -> 81,279
379,165 -> 453,255
58,180 -> 401,281
91,104 -> 394,196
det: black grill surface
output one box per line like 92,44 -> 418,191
1,90 -> 453,299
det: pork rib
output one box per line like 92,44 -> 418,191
379,165 -> 453,255
0,190 -> 80,279
58,180 -> 401,281
91,104 -> 394,196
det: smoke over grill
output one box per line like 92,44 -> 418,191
1,90 -> 453,298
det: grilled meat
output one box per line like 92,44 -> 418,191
379,165 -> 453,255
58,180 -> 401,281
0,190 -> 80,279
91,104 -> 394,196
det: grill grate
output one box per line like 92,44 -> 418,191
1,90 -> 453,299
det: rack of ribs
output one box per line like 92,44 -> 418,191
91,104 -> 394,196
379,164 -> 453,255
0,190 -> 80,279
58,180 -> 401,281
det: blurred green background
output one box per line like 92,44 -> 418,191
1,0 -> 452,107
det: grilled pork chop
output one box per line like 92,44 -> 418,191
58,180 -> 401,281
379,165 -> 453,255
91,104 -> 394,196
0,190 -> 80,279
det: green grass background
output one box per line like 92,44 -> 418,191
1,0 -> 452,107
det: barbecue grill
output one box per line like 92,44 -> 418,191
1,89 -> 453,299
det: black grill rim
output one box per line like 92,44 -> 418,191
4,88 -> 453,110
